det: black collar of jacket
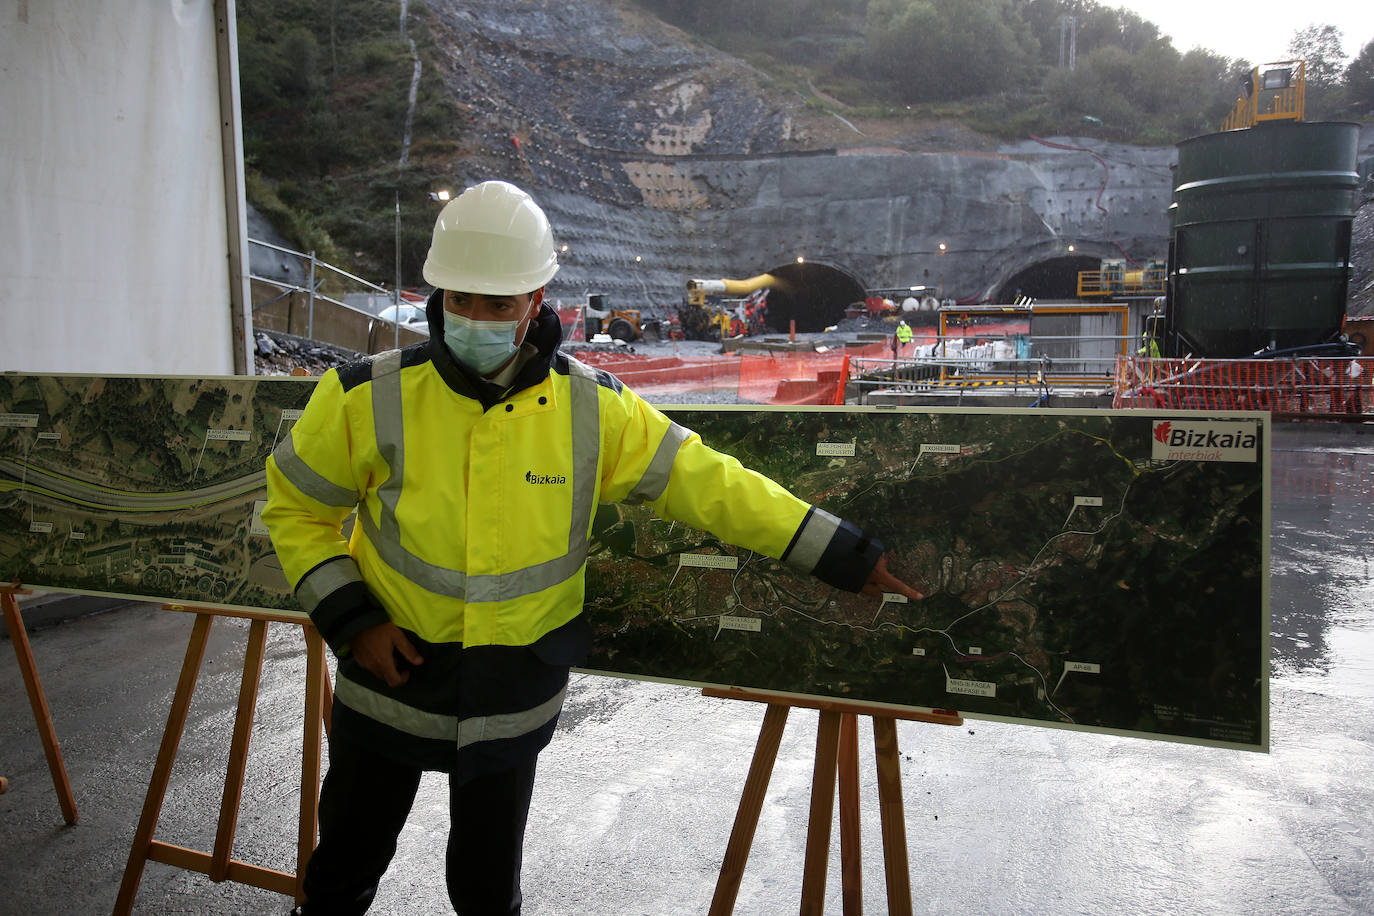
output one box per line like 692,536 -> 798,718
423,287 -> 564,411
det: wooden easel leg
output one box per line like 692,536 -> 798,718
837,712 -> 863,915
2,590 -> 77,826
873,716 -> 913,916
708,703 -> 790,916
296,624 -> 327,903
210,619 -> 269,882
800,709 -> 843,916
320,651 -> 334,741
113,613 -> 214,916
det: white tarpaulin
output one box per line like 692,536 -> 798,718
0,1 -> 241,374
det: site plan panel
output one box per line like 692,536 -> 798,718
581,406 -> 1269,750
0,375 -> 1268,749
0,374 -> 312,614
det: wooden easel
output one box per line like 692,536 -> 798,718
702,686 -> 962,916
113,604 -> 333,915
1,582 -> 78,825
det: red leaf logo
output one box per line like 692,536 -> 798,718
1153,421 -> 1171,443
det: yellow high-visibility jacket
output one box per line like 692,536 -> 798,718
264,302 -> 881,778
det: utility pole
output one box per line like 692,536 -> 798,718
1059,15 -> 1078,71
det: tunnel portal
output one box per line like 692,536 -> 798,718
762,261 -> 867,333
994,255 -> 1099,303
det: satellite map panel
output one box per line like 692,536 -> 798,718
582,406 -> 1269,751
0,374 -> 312,613
0,374 -> 1268,749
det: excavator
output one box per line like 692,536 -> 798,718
681,274 -> 778,340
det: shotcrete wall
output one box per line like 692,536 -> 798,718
538,144 -> 1175,314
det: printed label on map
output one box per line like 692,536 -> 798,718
282,409 -> 305,421
718,616 -> 762,632
251,500 -> 270,536
1073,496 -> 1103,508
815,442 -> 856,457
919,443 -> 961,456
1150,419 -> 1258,463
206,428 -> 252,441
882,593 -> 909,604
29,521 -> 53,533
0,413 -> 39,428
1065,661 -> 1101,674
37,431 -> 61,441
69,531 -> 86,540
945,676 -> 996,698
912,647 -> 926,657
679,553 -> 738,570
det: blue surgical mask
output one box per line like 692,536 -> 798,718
443,311 -> 523,375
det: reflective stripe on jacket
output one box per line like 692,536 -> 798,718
262,303 -> 881,775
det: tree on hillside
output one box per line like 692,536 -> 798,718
1019,0 -> 1170,68
1288,24 -> 1346,87
1287,24 -> 1345,118
863,0 -> 1036,101
1044,41 -> 1241,140
1347,38 -> 1374,116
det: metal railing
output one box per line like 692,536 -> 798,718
248,239 -> 416,352
848,333 -> 1130,402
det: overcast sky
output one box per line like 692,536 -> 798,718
1109,1 -> 1373,65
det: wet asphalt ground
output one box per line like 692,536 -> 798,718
1,422 -> 1371,915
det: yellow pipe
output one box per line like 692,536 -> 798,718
686,273 -> 780,297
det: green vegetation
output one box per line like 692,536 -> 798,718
635,0 -> 1372,139
238,0 -> 461,288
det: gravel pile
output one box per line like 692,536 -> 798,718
253,330 -> 364,377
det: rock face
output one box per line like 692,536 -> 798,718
418,0 -> 1370,328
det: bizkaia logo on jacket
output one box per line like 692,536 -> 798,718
1150,419 -> 1259,463
525,470 -> 567,485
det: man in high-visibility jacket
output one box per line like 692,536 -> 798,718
265,181 -> 918,915
894,318 -> 914,357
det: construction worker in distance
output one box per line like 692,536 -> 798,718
894,318 -> 914,357
263,180 -> 922,916
1137,331 -> 1161,358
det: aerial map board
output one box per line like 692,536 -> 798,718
0,374 -> 1269,750
0,374 -> 312,613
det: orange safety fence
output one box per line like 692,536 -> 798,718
572,351 -> 742,397
738,351 -> 846,404
575,338 -> 904,405
1114,357 -> 1374,419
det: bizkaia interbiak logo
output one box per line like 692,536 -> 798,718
1150,419 -> 1259,463
524,470 -> 567,485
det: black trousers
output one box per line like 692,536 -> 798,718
299,736 -> 537,915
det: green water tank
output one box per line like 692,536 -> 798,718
1167,121 -> 1360,357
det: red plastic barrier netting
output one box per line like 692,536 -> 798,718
572,351 -> 741,397
1114,357 -> 1374,416
738,351 -> 851,404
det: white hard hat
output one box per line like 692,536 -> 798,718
422,180 -> 559,295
